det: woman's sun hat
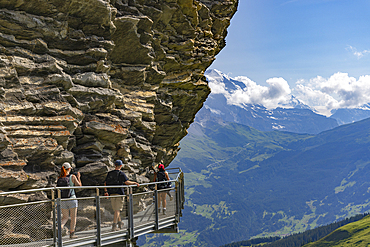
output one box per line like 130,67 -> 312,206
62,162 -> 71,169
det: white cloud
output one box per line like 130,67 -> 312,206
347,45 -> 370,59
293,84 -> 339,116
293,72 -> 370,115
204,105 -> 222,115
209,81 -> 228,95
207,70 -> 370,117
208,74 -> 292,110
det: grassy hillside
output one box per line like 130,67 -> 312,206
138,118 -> 370,246
221,213 -> 369,247
304,215 -> 370,247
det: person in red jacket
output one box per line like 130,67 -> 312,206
153,164 -> 171,215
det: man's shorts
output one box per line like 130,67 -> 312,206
61,199 -> 78,210
110,194 -> 124,211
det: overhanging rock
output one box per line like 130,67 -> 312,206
0,0 -> 238,193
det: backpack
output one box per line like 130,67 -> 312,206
156,171 -> 171,189
105,170 -> 123,194
57,176 -> 71,198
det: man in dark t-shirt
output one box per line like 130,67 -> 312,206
104,160 -> 139,231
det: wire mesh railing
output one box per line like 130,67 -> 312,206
0,168 -> 184,246
0,200 -> 54,246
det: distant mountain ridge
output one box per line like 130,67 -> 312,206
204,69 -> 338,134
204,69 -> 370,133
331,104 -> 370,125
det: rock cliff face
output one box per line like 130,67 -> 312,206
0,0 -> 238,197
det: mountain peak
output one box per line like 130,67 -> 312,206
206,69 -> 310,111
280,95 -> 312,110
205,69 -> 370,127
203,69 -> 338,134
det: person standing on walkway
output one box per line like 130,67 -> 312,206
104,160 -> 140,231
153,164 -> 171,215
57,162 -> 82,239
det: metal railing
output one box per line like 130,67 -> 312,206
0,168 -> 184,247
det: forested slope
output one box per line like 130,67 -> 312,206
140,118 -> 370,246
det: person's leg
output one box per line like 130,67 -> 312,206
158,192 -> 166,214
117,197 -> 124,229
118,197 -> 123,223
111,196 -> 122,231
114,210 -> 120,224
110,197 -> 116,223
162,193 -> 167,214
162,193 -> 167,209
157,192 -> 163,212
61,208 -> 69,229
167,191 -> 173,200
68,199 -> 78,239
117,209 -> 121,223
69,207 -> 77,232
117,204 -> 123,229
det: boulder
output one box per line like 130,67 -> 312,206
78,162 -> 109,186
73,72 -> 112,88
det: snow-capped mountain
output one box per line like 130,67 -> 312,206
202,69 -> 338,134
330,104 -> 370,125
280,95 -> 312,110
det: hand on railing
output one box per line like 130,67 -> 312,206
125,181 -> 140,187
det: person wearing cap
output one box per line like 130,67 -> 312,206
153,163 -> 171,215
104,160 -> 140,231
58,162 -> 82,239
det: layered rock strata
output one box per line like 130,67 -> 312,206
0,0 -> 238,198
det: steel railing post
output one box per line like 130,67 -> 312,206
181,173 -> 185,214
176,181 -> 180,222
154,185 -> 159,231
128,187 -> 134,239
52,189 -> 56,247
96,188 -> 102,247
125,239 -> 133,247
56,196 -> 63,247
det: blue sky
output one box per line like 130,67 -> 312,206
208,0 -> 370,115
210,0 -> 370,85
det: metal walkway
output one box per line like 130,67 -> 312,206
0,168 -> 184,247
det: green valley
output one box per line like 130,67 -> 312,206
139,117 -> 370,246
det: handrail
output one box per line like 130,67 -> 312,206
0,179 -> 179,196
0,168 -> 185,247
53,179 -> 179,191
0,187 -> 55,196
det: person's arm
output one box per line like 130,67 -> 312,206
125,180 -> 140,187
153,173 -> 157,182
104,181 -> 108,196
165,172 -> 170,181
72,172 -> 82,186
